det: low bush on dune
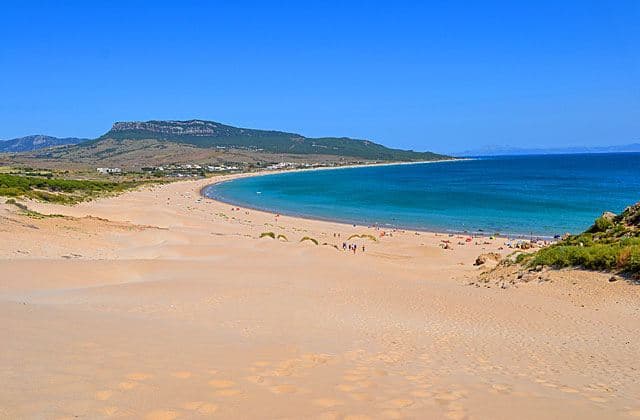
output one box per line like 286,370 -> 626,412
523,203 -> 640,275
300,236 -> 318,245
277,234 -> 288,241
260,231 -> 276,239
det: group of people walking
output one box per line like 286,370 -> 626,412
342,242 -> 365,254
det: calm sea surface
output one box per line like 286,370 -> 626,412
204,153 -> 640,237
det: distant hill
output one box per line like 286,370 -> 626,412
0,135 -> 87,153
455,143 -> 640,157
96,120 -> 449,162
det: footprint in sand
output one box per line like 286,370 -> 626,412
182,401 -> 218,414
446,409 -> 468,420
559,386 -> 579,394
246,375 -> 265,384
144,410 -> 179,420
182,401 -> 203,410
491,384 -> 512,394
627,410 -> 640,417
312,398 -> 343,408
208,379 -> 235,388
435,391 -> 462,402
118,381 -> 137,390
95,390 -> 113,401
356,380 -> 375,389
269,384 -> 297,394
197,403 -> 218,414
349,392 -> 374,402
215,389 -> 242,397
101,406 -> 119,416
410,389 -> 432,398
128,373 -> 152,381
172,371 -> 192,379
336,384 -> 357,392
317,411 -> 341,420
384,398 -> 414,409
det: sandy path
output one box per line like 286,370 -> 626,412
1,176 -> 639,419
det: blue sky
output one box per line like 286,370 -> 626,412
1,1 -> 638,153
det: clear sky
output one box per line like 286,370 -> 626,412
1,1 -> 638,153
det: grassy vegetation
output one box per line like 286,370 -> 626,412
259,231 -> 276,239
522,205 -> 640,275
0,173 -> 149,204
4,199 -> 66,219
277,234 -> 288,241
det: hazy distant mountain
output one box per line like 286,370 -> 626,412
93,119 -> 449,162
0,135 -> 87,153
455,143 -> 640,157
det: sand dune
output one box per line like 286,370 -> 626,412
1,176 -> 639,419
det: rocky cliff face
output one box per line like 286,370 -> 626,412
112,120 -> 222,136
110,120 -> 293,138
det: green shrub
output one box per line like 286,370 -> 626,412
260,231 -> 275,239
592,216 -> 614,232
529,242 -> 640,274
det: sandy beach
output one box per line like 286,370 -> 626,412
1,174 -> 639,419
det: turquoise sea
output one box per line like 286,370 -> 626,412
204,153 -> 640,237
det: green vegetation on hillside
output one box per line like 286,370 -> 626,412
520,204 -> 640,275
100,120 -> 450,162
0,173 -> 147,204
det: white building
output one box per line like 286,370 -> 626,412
97,167 -> 122,174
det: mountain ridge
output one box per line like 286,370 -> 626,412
96,119 -> 449,162
0,135 -> 87,153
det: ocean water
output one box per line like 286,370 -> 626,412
204,153 -> 640,237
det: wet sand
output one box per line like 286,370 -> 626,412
1,175 -> 639,419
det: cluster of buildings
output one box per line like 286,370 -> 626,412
140,164 -> 240,177
264,162 -> 321,170
96,161 -> 333,177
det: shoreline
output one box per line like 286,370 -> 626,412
198,160 -> 556,241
